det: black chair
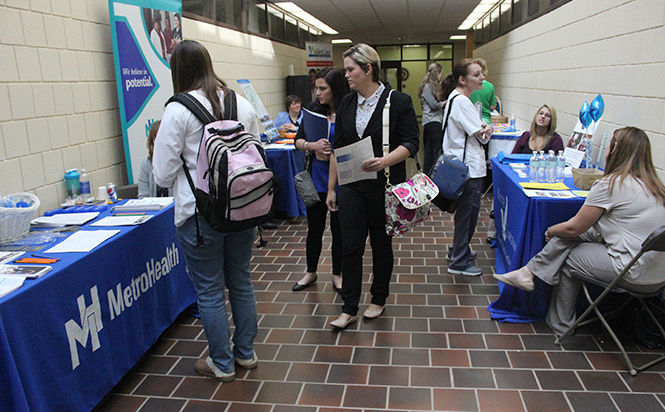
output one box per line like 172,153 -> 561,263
555,225 -> 665,375
116,184 -> 138,199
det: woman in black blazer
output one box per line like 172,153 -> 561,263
326,44 -> 419,329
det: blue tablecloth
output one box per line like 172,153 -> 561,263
488,158 -> 585,322
265,146 -> 306,217
0,204 -> 196,412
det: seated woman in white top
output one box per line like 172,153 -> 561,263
494,126 -> 665,335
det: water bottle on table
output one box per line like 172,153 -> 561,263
556,150 -> 566,182
529,151 -> 538,181
546,150 -> 557,182
509,114 -> 516,131
537,151 -> 546,182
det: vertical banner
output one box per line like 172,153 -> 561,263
109,0 -> 182,183
305,41 -> 333,68
237,79 -> 279,142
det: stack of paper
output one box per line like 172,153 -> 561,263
31,212 -> 100,227
0,251 -> 25,264
114,197 -> 173,212
91,215 -> 153,226
0,264 -> 52,278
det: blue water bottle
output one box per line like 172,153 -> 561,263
64,169 -> 80,199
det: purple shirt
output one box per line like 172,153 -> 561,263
512,131 -> 564,154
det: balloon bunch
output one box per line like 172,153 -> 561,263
578,94 -> 605,168
578,94 -> 604,128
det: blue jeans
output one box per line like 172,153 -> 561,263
176,215 -> 257,373
449,177 -> 484,269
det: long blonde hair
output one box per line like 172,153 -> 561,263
418,62 -> 442,98
604,126 -> 665,204
529,105 -> 557,151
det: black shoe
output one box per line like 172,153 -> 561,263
260,221 -> 278,229
292,275 -> 317,291
332,282 -> 343,293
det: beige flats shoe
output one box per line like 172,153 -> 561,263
330,313 -> 358,329
492,267 -> 535,292
363,304 -> 385,319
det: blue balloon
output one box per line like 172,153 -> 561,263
579,101 -> 592,128
590,94 -> 605,122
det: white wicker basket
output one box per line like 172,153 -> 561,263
0,193 -> 40,243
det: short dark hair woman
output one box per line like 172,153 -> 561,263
153,40 -> 260,382
292,67 -> 349,293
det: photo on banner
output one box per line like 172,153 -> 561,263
237,79 -> 280,142
109,0 -> 182,184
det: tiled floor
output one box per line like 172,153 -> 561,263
96,193 -> 665,412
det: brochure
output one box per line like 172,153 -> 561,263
302,108 -> 330,142
0,251 -> 25,264
0,264 -> 52,279
91,215 -> 153,226
523,190 -> 577,199
114,197 -> 173,212
334,137 -> 377,185
0,275 -> 26,297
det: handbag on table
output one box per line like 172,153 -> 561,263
294,152 -> 320,207
429,94 -> 469,213
382,90 -> 438,237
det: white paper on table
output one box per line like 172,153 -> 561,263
114,197 -> 173,212
0,251 -> 25,264
564,147 -> 585,168
44,229 -> 120,253
31,212 -> 100,227
0,275 -> 26,298
334,137 -> 377,185
263,143 -> 294,150
90,215 -> 153,226
523,189 -> 577,199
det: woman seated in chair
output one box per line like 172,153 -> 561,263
494,126 -> 665,335
511,105 -> 564,154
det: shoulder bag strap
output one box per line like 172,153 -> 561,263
222,88 -> 238,121
441,94 -> 467,163
382,90 -> 395,186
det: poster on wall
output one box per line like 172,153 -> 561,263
108,0 -> 182,183
305,42 -> 333,68
236,79 -> 279,142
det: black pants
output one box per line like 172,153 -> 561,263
337,181 -> 393,316
305,192 -> 342,275
423,121 -> 443,174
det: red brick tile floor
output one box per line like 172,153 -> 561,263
96,193 -> 665,411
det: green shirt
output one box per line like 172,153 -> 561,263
470,80 -> 496,124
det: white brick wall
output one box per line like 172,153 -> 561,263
0,1 -> 307,213
475,0 -> 665,177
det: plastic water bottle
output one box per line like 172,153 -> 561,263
556,150 -> 566,182
79,169 -> 92,201
509,114 -> 516,131
64,169 -> 80,200
546,150 -> 557,182
529,151 -> 538,181
537,151 -> 546,182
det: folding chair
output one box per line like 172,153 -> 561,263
555,225 -> 665,375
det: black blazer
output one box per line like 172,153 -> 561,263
333,85 -> 419,185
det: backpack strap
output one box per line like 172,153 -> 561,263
167,92 -> 217,124
222,88 -> 238,121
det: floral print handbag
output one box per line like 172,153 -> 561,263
385,170 -> 439,236
381,90 -> 439,236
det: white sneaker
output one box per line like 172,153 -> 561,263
235,351 -> 258,370
195,356 -> 236,382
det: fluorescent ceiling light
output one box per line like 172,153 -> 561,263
450,35 -> 467,40
458,0 -> 500,30
331,38 -> 352,44
276,2 -> 339,35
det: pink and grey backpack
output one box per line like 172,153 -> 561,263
167,89 -> 274,240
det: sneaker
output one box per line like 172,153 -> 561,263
194,356 -> 236,382
447,265 -> 483,276
235,351 -> 258,370
446,247 -> 477,261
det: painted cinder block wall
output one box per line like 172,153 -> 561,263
0,0 -> 307,213
475,0 -> 664,176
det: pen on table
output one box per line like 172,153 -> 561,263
31,254 -> 58,260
